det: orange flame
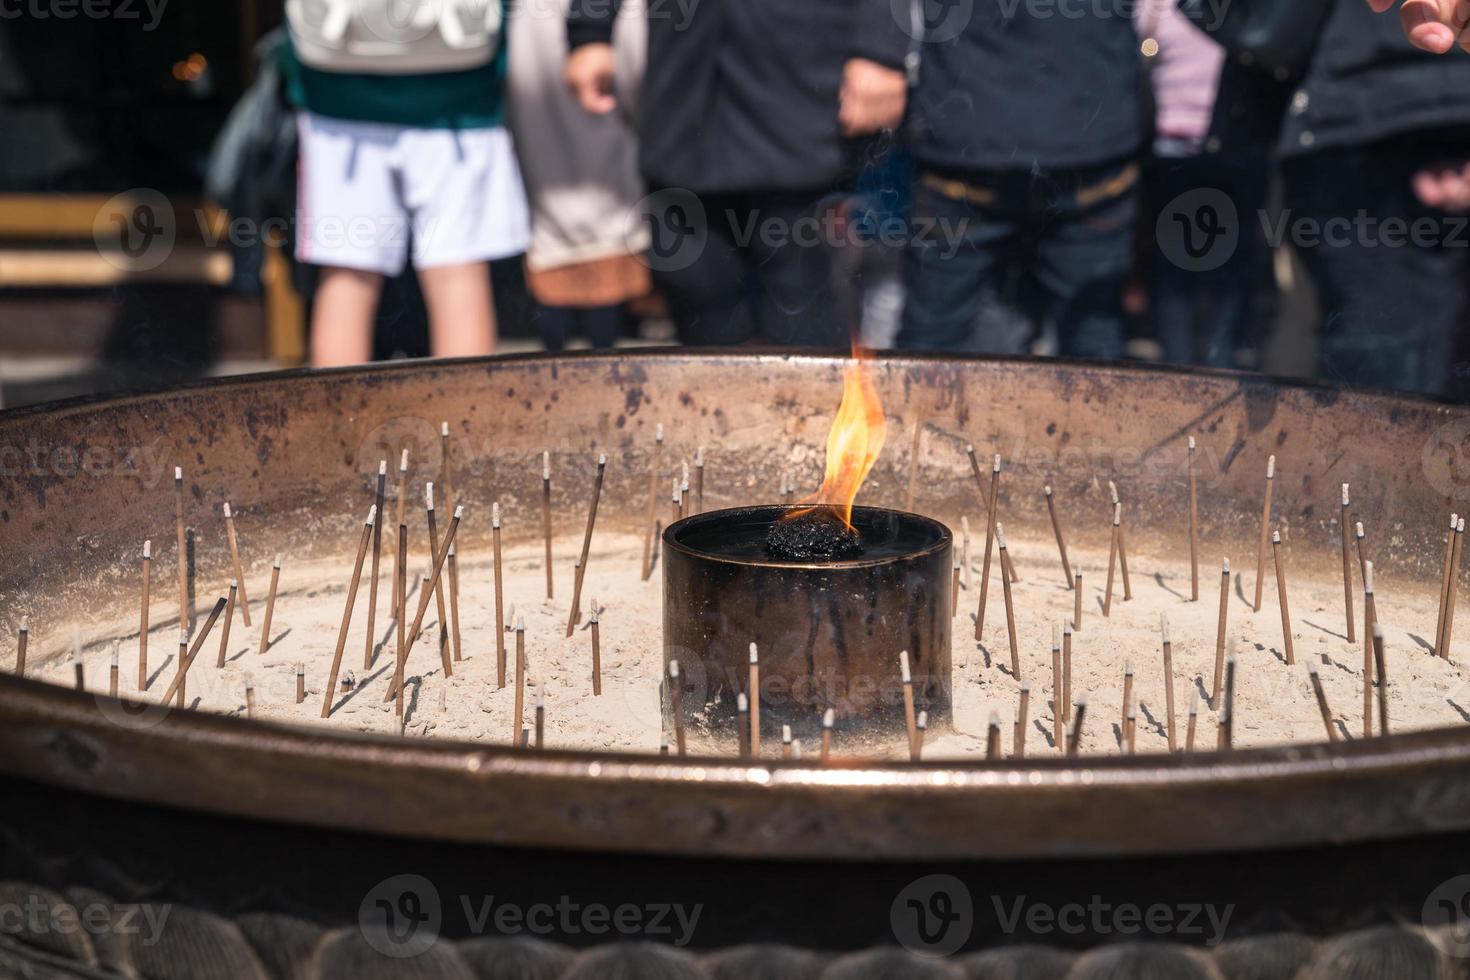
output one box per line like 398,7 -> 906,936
798,349 -> 887,529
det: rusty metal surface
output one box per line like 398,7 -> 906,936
0,350 -> 1469,860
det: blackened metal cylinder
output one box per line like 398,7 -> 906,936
662,505 -> 952,754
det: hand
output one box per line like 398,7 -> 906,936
1414,161 -> 1470,212
565,43 -> 618,115
838,58 -> 907,137
1366,0 -> 1470,54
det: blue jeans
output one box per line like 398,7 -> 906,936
897,157 -> 1138,358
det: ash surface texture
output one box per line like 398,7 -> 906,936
765,510 -> 863,561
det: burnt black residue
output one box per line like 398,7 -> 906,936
765,510 -> 863,561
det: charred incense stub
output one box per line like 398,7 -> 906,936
765,507 -> 863,561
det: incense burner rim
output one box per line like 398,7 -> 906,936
664,504 -> 952,570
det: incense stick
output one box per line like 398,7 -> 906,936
541,451 -> 554,599
1218,653 -> 1236,751
1186,690 -> 1198,752
1363,559 -> 1376,738
364,461 -> 386,670
513,614 -> 526,744
175,631 -> 187,706
641,425 -> 663,581
900,650 -> 918,762
1308,662 -> 1336,741
749,643 -> 761,757
440,422 -> 456,519
821,707 -> 834,762
997,523 -> 1020,677
916,711 -> 928,761
737,693 -> 751,759
493,502 -> 506,687
258,555 -> 281,657
1253,455 -> 1275,613
392,523 -> 408,715
245,675 -> 256,720
1120,661 -> 1134,743
1340,484 -> 1356,644
1016,681 -> 1030,758
1062,621 -> 1073,723
1447,519 -> 1465,661
1272,531 -> 1295,665
950,558 -> 961,618
1073,567 -> 1083,632
392,449 -> 409,621
1109,482 -> 1132,601
174,467 -> 188,632
986,711 -> 1001,760
1188,437 -> 1199,602
589,598 -> 602,696
157,596 -> 227,709
1052,624 -> 1063,747
1438,513 -> 1457,657
1126,709 -> 1137,754
72,630 -> 84,692
107,644 -> 118,697
222,503 -> 252,627
216,580 -> 237,668
906,413 -> 924,513
138,540 -> 150,689
669,660 -> 687,756
1212,559 -> 1231,705
296,663 -> 305,705
1104,504 -> 1120,618
670,477 -> 681,529
1161,614 -> 1177,752
782,724 -> 792,760
535,687 -> 545,750
1044,485 -> 1073,588
566,454 -> 607,637
446,544 -> 462,664
320,506 -> 376,718
16,617 -> 27,678
1372,623 -> 1389,738
694,446 -> 706,515
1066,697 -> 1087,757
974,454 -> 1001,641
425,485 -> 452,679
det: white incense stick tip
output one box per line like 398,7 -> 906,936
1161,614 -> 1170,644
223,502 -> 232,518
966,443 -> 974,455
1109,480 -> 1119,503
245,674 -> 254,691
179,628 -> 188,645
780,725 -> 792,746
1454,514 -> 1460,529
229,579 -> 238,589
441,421 -> 449,437
143,540 -> 151,558
899,650 -> 912,683
668,660 -> 680,679
296,663 -> 304,675
737,692 -> 748,711
1188,435 -> 1196,450
993,454 -> 1001,471
823,708 -> 835,728
400,448 -> 409,470
696,446 -> 705,466
1189,691 -> 1199,712
379,460 -> 387,476
174,466 -> 182,481
922,711 -> 932,730
1223,558 -> 1230,573
1373,621 -> 1384,640
110,646 -> 119,667
1044,485 -> 1052,496
366,505 -> 377,525
1341,483 -> 1349,506
452,505 -> 464,520
515,614 -> 525,632
536,688 -> 545,708
1077,695 -> 1090,709
274,553 -> 282,568
1272,530 -> 1281,544
598,453 -> 607,466
961,515 -> 970,533
1308,660 -> 1319,676
425,483 -> 434,509
1021,680 -> 1031,693
1266,455 -> 1276,478
1364,560 -> 1374,594
996,524 -> 1007,549
19,617 -> 26,631
953,558 -> 961,570
1125,660 -> 1134,676
1460,518 -> 1466,534
749,642 -> 758,663
492,501 -> 501,527
448,544 -> 455,558
542,453 -> 551,480
1356,522 -> 1364,538
655,423 -> 664,442
1064,620 -> 1073,635
1052,623 -> 1060,649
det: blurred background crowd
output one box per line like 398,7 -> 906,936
1,0 -> 1469,407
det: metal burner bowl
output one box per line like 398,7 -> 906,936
3,350 -> 1470,971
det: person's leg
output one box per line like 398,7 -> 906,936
1034,159 -> 1138,360
420,263 -> 497,358
1147,158 -> 1202,365
648,191 -> 756,346
741,191 -> 844,347
895,172 -> 1014,352
535,305 -> 575,352
581,305 -> 625,348
310,267 -> 385,367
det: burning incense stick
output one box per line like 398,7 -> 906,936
1307,662 -> 1336,741
1188,437 -> 1199,602
392,449 -> 409,618
974,454 -> 1001,641
1104,504 -> 1120,618
513,614 -> 527,744
296,663 -> 305,705
1438,513 -> 1457,656
364,461 -> 386,670
900,650 -> 918,762
1253,455 -> 1275,613
670,660 -> 687,756
492,501 -> 506,687
1066,696 -> 1088,757
1062,622 -> 1073,723
1447,519 -> 1465,660
174,467 -> 188,631
1044,485 -> 1073,588
425,485 -> 452,678
446,544 -> 462,664
258,555 -> 281,658
1051,625 -> 1063,747
1372,623 -> 1390,738
216,580 -> 237,668
821,707 -> 834,762
1363,559 -> 1377,738
1340,484 -> 1356,644
1272,531 -> 1295,665
1120,661 -> 1134,741
737,693 -> 751,759
781,723 -> 792,760
222,503 -> 252,628
109,644 -> 119,697
566,454 -> 607,637
138,540 -> 150,689
1186,691 -> 1199,752
321,506 -> 376,718
997,524 -> 1020,677
1017,681 -> 1030,758
694,446 -> 706,515
16,617 -> 27,678
749,643 -> 761,757
1109,482 -> 1132,601
1161,614 -> 1177,752
158,596 -> 227,709
641,425 -> 664,581
1073,567 -> 1083,632
1212,559 -> 1230,704
589,598 -> 602,696
986,711 -> 1001,760
535,687 -> 545,750
1218,653 -> 1236,751
541,451 -> 554,599
916,711 -> 929,760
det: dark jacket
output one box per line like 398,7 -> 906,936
1210,0 -> 1470,158
568,0 -> 910,194
905,3 -> 1143,173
